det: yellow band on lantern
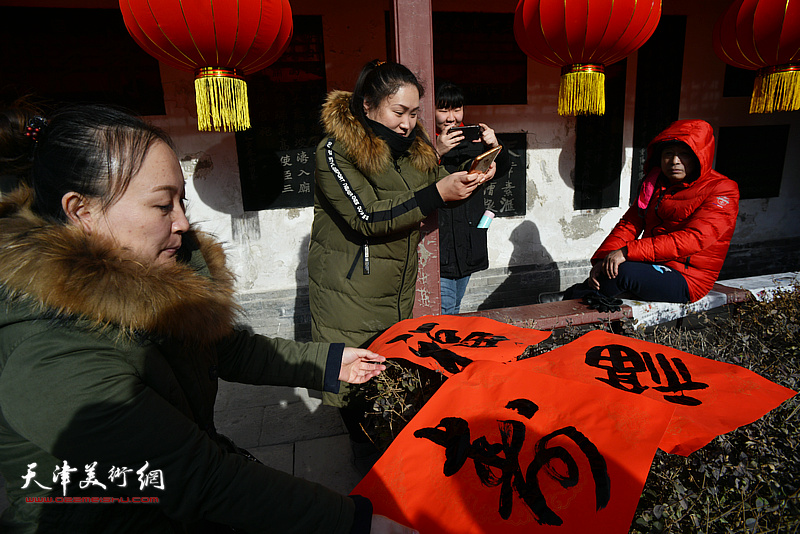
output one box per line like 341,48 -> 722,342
194,67 -> 251,132
558,64 -> 605,116
750,63 -> 800,114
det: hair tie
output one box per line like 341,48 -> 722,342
25,115 -> 48,143
25,115 -> 48,161
375,60 -> 386,67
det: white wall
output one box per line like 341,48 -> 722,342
144,0 -> 799,313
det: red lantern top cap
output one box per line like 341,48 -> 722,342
514,0 -> 662,69
713,0 -> 800,71
119,0 -> 294,76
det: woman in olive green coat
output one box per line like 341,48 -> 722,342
0,104 -> 415,534
308,61 -> 495,472
309,61 -> 494,349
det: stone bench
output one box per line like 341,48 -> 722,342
624,271 -> 799,328
460,272 -> 799,331
459,298 -> 632,330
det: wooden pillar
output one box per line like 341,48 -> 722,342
391,0 -> 441,317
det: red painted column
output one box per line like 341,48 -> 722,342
392,0 -> 441,317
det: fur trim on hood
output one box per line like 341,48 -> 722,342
320,90 -> 439,177
0,185 -> 239,346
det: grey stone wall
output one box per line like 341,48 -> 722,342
236,287 -> 311,340
459,260 -> 590,312
237,260 -> 592,341
237,237 -> 800,341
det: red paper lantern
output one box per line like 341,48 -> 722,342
514,0 -> 661,116
713,0 -> 800,113
119,0 -> 293,131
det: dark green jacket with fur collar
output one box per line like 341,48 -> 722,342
309,90 -> 456,347
0,186 -> 357,533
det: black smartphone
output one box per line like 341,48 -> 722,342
448,124 -> 482,142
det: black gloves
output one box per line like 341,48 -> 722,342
583,293 -> 623,313
563,282 -> 624,312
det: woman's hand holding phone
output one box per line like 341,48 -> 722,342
468,145 -> 502,174
436,125 -> 465,156
436,170 -> 481,202
437,161 -> 496,202
437,124 -> 485,157
473,161 -> 496,184
478,122 -> 499,148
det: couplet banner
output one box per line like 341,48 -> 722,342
352,360 -> 675,534
513,330 -> 797,455
367,315 -> 551,376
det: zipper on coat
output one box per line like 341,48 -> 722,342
652,188 -> 668,229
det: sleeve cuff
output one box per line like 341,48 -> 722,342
349,495 -> 373,534
415,182 -> 445,216
494,144 -> 513,178
323,343 -> 345,393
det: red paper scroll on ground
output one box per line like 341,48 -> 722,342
367,315 -> 550,376
353,360 -> 674,533
514,330 -> 797,456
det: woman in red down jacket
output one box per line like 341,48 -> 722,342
588,119 -> 740,303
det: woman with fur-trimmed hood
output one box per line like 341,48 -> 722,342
309,61 -> 494,350
309,61 -> 494,469
0,103 -> 415,534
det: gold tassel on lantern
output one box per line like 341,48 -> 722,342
194,68 -> 251,132
558,64 -> 606,116
750,63 -> 800,114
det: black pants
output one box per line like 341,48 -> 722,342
597,261 -> 691,303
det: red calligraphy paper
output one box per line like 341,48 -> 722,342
352,360 -> 674,534
367,315 -> 550,376
513,330 -> 797,455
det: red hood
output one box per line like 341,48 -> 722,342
644,119 -> 716,181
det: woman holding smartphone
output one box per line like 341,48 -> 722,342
434,82 -> 511,315
308,60 -> 495,469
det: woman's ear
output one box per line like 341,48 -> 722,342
61,192 -> 95,233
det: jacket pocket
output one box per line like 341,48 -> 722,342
465,227 -> 489,269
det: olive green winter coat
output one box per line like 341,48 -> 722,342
309,90 -> 452,348
0,186 -> 357,534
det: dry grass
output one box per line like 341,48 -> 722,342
353,287 -> 800,533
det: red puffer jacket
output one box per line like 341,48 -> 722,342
592,120 -> 740,302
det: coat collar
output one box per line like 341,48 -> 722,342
320,90 -> 439,177
0,186 -> 238,346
